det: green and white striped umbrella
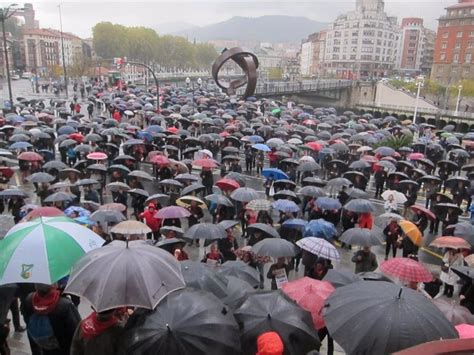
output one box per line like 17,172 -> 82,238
0,216 -> 104,285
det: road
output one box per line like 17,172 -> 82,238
1,78 -> 461,355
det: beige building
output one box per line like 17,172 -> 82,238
300,31 -> 326,77
324,0 -> 401,79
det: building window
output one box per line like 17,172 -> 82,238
465,53 -> 472,63
464,66 -> 470,74
441,42 -> 447,49
443,32 -> 449,38
468,42 -> 474,48
455,41 -> 461,49
440,53 -> 446,61
454,53 -> 459,63
457,31 -> 463,38
470,31 -> 474,37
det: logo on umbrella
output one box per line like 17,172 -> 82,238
21,264 -> 34,279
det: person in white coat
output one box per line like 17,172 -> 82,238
439,249 -> 464,298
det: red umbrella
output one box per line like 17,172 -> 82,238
305,142 -> 322,151
150,155 -> 171,166
361,155 -> 379,163
380,257 -> 432,283
219,131 -> 230,137
456,324 -> 474,339
69,133 -> 84,143
281,277 -> 335,330
167,127 -> 178,134
18,151 -> 43,161
430,236 -> 471,250
25,207 -> 65,220
411,205 -> 436,220
215,178 -> 240,191
192,158 -> 219,169
408,153 -> 424,160
0,167 -> 14,179
303,119 -> 317,126
87,152 -> 107,160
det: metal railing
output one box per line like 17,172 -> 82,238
357,101 -> 474,120
238,79 -> 353,96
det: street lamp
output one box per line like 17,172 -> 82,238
455,84 -> 463,115
412,75 -> 424,125
0,4 -> 20,110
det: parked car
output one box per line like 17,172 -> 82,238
11,74 -> 20,80
21,72 -> 32,79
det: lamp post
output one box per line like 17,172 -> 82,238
412,75 -> 424,125
455,84 -> 463,115
0,4 -> 20,110
58,4 -> 68,98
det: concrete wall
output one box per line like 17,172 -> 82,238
374,82 -> 437,109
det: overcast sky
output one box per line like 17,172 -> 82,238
23,0 -> 452,38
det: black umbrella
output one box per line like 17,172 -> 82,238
216,260 -> 260,288
230,187 -> 260,202
234,291 -> 320,355
302,176 -> 327,187
180,260 -> 228,298
322,268 -> 362,288
433,203 -> 463,215
181,183 -> 205,196
246,223 -> 280,238
123,289 -> 241,355
183,223 -> 226,241
323,281 -> 458,354
90,210 -> 126,224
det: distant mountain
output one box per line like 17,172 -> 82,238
156,22 -> 198,35
175,16 -> 327,43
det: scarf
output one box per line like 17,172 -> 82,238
81,312 -> 120,340
32,290 -> 61,315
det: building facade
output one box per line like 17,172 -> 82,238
397,18 -> 436,75
324,0 -> 401,79
22,28 -> 90,76
431,0 -> 474,85
300,31 -> 326,78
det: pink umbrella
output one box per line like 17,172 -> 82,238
408,153 -> 424,161
192,158 -> 219,169
380,257 -> 432,283
456,324 -> 474,339
87,152 -> 107,160
281,277 -> 335,330
154,206 -> 191,219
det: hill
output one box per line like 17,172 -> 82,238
175,15 -> 327,43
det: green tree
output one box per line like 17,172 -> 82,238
194,43 -> 218,69
92,22 -> 129,59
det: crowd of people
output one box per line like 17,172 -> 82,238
0,77 -> 473,355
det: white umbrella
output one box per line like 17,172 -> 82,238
381,190 -> 407,204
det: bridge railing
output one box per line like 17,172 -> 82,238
357,101 -> 474,120
237,80 -> 353,96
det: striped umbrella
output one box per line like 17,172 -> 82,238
0,216 -> 104,285
296,237 -> 340,262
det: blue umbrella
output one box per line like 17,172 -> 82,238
9,141 -> 32,150
247,135 -> 264,143
282,218 -> 308,230
6,115 -> 24,124
57,126 -> 76,135
145,125 -> 163,133
315,197 -> 342,211
252,143 -> 271,152
272,200 -> 300,213
304,219 -> 337,240
262,168 -> 288,180
137,131 -> 153,143
64,206 -> 91,218
74,216 -> 95,226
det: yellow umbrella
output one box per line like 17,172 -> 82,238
176,196 -> 207,209
399,220 -> 422,246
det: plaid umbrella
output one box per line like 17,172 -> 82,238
380,257 -> 432,283
296,237 -> 340,261
246,199 -> 271,211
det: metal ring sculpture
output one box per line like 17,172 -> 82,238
212,47 -> 259,98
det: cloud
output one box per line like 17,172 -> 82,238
31,0 -> 450,38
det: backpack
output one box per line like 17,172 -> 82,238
27,313 -> 60,350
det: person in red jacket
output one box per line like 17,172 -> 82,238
358,212 -> 373,230
139,203 -> 161,240
74,103 -> 81,114
112,109 -> 122,123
